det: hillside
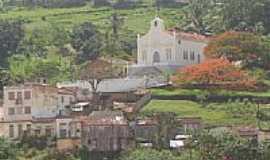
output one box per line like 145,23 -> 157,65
0,2 -> 186,56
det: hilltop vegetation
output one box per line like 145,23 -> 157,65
0,0 -> 187,85
0,0 -> 270,86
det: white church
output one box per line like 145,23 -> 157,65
128,16 -> 209,86
135,16 -> 209,70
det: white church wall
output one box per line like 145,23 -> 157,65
136,16 -> 208,70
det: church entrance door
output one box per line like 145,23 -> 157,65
153,51 -> 160,63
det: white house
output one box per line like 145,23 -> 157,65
135,16 -> 209,70
0,83 -> 75,139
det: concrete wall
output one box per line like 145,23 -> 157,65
0,121 -> 46,139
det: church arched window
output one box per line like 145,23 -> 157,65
190,51 -> 195,61
153,51 -> 160,63
166,48 -> 172,60
183,50 -> 188,60
154,21 -> 158,27
198,54 -> 201,63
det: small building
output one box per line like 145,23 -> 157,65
81,111 -> 134,152
134,118 -> 158,146
128,17 -> 209,86
0,83 -> 75,139
55,115 -> 81,139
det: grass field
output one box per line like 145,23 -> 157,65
142,100 -> 258,126
0,3 -> 185,39
151,88 -> 270,97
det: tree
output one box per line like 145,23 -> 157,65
221,0 -> 267,33
183,0 -> 214,34
154,112 -> 177,149
172,58 -> 258,90
71,22 -> 102,63
0,138 -> 18,160
204,32 -> 270,69
260,0 -> 270,34
79,59 -> 120,93
103,13 -> 124,58
191,130 -> 265,160
8,53 -> 72,84
0,68 -> 11,90
0,19 -> 25,67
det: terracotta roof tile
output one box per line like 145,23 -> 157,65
167,28 -> 210,42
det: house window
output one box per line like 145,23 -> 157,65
59,123 -> 67,138
16,107 -> 23,115
8,108 -> 15,115
24,91 -> 31,100
26,124 -> 31,134
24,107 -> 31,114
61,96 -> 64,104
9,125 -> 14,138
45,128 -> 52,137
60,129 -> 67,138
8,92 -> 15,100
17,92 -> 22,100
35,129 -> 41,136
18,124 -> 23,137
190,51 -> 195,61
183,50 -> 189,60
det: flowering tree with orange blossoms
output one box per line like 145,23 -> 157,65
172,58 -> 258,90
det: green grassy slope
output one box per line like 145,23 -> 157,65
0,4 -> 185,40
151,88 -> 270,97
142,100 -> 258,126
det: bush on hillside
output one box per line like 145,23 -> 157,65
204,31 -> 270,69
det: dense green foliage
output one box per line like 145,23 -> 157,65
0,0 -> 269,84
205,32 -> 270,69
0,19 -> 24,67
8,53 -> 73,84
119,148 -> 183,160
119,130 -> 270,160
71,22 -> 102,62
0,137 -> 79,160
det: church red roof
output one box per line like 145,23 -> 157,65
167,28 -> 210,43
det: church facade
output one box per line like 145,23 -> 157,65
136,17 -> 208,70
